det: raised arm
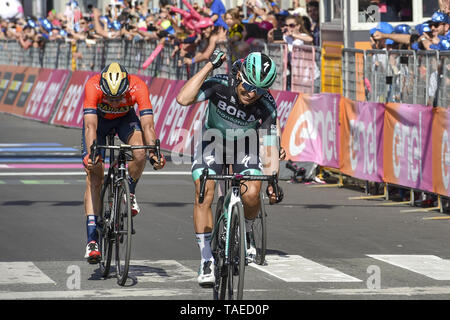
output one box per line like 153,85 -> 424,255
177,50 -> 226,106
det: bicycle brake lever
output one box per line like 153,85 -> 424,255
155,139 -> 161,163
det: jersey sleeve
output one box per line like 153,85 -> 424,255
83,75 -> 101,116
132,76 -> 154,117
194,75 -> 228,103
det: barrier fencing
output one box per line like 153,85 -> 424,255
0,38 -> 321,93
1,38 -> 447,107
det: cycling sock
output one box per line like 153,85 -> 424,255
245,218 -> 255,233
86,215 -> 98,243
196,232 -> 213,263
128,176 -> 139,194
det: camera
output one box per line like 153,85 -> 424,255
273,28 -> 283,41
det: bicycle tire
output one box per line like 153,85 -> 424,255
253,192 -> 267,265
212,196 -> 227,300
98,176 -> 114,277
115,179 -> 132,286
227,202 -> 246,300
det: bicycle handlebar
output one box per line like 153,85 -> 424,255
198,168 -> 279,204
90,139 -> 161,164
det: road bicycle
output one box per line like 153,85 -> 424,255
91,133 -> 161,286
198,167 -> 279,300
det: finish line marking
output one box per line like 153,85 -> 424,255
250,254 -> 362,282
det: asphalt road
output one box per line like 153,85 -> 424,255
1,113 -> 450,305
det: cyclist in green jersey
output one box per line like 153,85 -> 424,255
177,50 -> 283,287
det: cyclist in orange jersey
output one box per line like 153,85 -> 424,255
81,62 -> 165,264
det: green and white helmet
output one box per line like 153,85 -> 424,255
240,52 -> 277,90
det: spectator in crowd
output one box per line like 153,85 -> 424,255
268,14 -> 312,48
204,0 -> 228,30
268,14 -> 313,90
225,8 -> 249,60
372,11 -> 450,51
423,11 -> 450,50
306,0 -> 320,46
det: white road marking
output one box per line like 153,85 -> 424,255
367,255 -> 450,280
0,262 -> 56,285
250,255 -> 362,282
0,171 -> 192,176
317,286 -> 450,296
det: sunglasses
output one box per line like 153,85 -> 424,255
287,23 -> 297,28
430,22 -> 444,28
240,73 -> 267,95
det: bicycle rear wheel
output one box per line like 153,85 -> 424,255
98,176 -> 113,277
114,179 -> 132,286
252,192 -> 267,265
212,196 -> 227,300
227,202 -> 246,300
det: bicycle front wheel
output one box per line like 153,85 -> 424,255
252,192 -> 267,265
227,202 -> 246,300
98,176 -> 113,277
212,196 -> 227,300
114,179 -> 132,286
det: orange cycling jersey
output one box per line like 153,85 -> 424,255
83,74 -> 153,120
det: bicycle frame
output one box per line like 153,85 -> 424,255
91,134 -> 161,284
218,179 -> 244,264
199,167 -> 278,264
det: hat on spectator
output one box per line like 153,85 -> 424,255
394,24 -> 411,34
197,17 -> 214,29
38,18 -> 53,32
431,11 -> 450,24
161,19 -> 175,34
67,1 -> 79,8
370,22 -> 394,45
111,20 -> 121,31
27,19 -> 37,29
415,23 -> 431,35
138,19 -> 147,32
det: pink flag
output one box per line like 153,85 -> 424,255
142,44 -> 164,70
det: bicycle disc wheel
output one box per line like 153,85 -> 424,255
253,192 -> 267,265
212,196 -> 227,300
115,179 -> 132,286
98,177 -> 113,277
227,202 -> 246,300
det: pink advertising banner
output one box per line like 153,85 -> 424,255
51,71 -> 97,128
270,89 -> 299,133
150,79 -> 209,157
23,69 -> 71,122
383,103 -> 433,192
339,98 -> 385,183
281,93 -> 341,168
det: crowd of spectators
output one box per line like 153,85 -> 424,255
370,10 -> 450,51
0,0 -> 320,65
